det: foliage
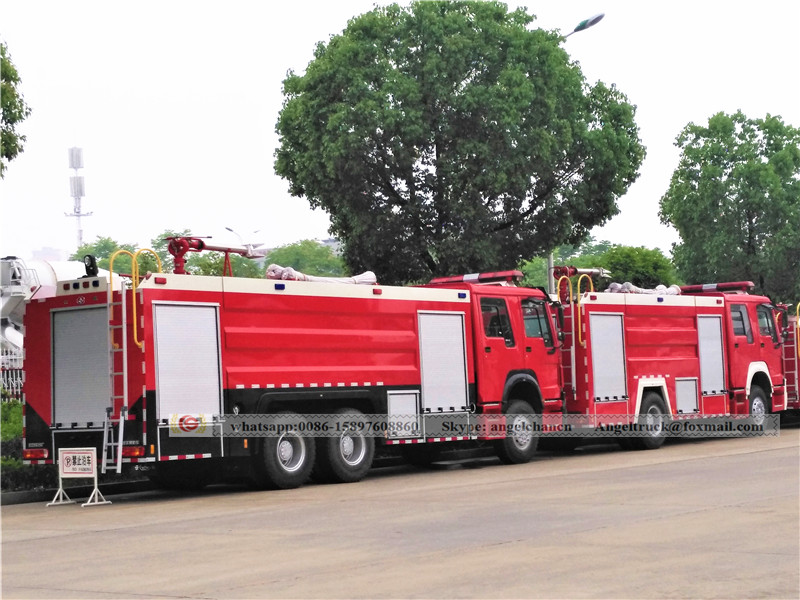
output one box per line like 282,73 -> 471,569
1,459 -> 59,492
518,238 -> 611,288
275,0 -> 646,285
659,111 -> 800,303
71,232 -> 265,278
186,252 -> 264,278
601,246 -> 677,289
264,240 -> 346,276
518,241 -> 676,291
70,236 -> 139,275
1,400 -> 22,441
1,40 -> 32,178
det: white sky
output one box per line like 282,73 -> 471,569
1,0 -> 799,263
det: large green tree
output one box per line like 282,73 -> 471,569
275,1 -> 645,285
1,40 -> 32,178
659,111 -> 800,303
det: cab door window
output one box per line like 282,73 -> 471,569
521,298 -> 554,348
480,297 -> 515,347
756,304 -> 778,343
730,304 -> 753,343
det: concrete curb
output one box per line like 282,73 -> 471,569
1,480 -> 154,506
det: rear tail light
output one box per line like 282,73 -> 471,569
122,446 -> 145,458
23,448 -> 49,460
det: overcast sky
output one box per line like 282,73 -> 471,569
2,0 -> 799,264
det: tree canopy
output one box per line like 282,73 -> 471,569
275,0 -> 645,285
264,240 -> 346,276
1,40 -> 32,178
70,232 -> 266,278
69,233 -> 352,280
519,239 -> 676,290
659,111 -> 800,303
70,237 -> 139,276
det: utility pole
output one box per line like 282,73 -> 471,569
548,13 -> 606,295
66,147 -> 92,248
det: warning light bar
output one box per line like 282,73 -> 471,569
428,270 -> 524,285
679,282 -> 755,294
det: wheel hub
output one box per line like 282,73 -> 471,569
510,416 -> 532,450
341,435 -> 354,459
278,439 -> 294,464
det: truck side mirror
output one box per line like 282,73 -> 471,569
556,305 -> 565,342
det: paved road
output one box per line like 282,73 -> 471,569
3,427 -> 799,599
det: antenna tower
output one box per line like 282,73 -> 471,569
66,147 -> 92,248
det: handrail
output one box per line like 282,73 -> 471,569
135,248 -> 163,274
576,274 -> 595,346
556,275 -> 574,305
108,248 -> 162,348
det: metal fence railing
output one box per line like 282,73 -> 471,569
1,348 -> 23,401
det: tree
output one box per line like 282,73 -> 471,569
275,1 -> 645,285
519,240 -> 676,290
600,246 -> 677,289
264,240 -> 346,276
659,111 -> 800,303
185,252 -> 264,278
70,237 -> 138,275
71,231 -> 269,278
519,237 -> 611,288
1,41 -> 32,178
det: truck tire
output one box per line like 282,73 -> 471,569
748,384 -> 768,426
257,412 -> 315,489
313,408 -> 375,483
631,393 -> 668,450
494,399 -> 539,464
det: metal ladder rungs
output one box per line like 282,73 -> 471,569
101,407 -> 126,474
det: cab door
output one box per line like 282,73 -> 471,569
474,296 -> 525,405
756,303 -> 784,383
727,302 -> 755,391
520,297 -> 562,401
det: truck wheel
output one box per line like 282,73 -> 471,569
314,408 -> 375,483
748,384 -> 768,426
494,400 -> 539,464
632,393 -> 668,450
257,412 -> 315,489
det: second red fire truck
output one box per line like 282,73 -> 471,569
20,238 -> 798,489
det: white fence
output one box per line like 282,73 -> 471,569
1,347 -> 23,401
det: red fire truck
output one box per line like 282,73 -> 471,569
21,239 -> 798,489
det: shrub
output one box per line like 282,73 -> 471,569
1,400 -> 23,441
